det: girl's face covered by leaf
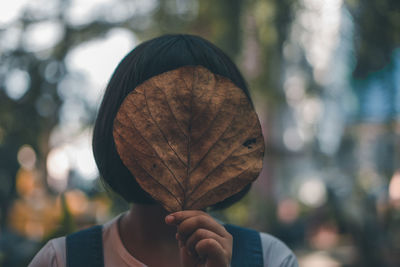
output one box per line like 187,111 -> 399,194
113,65 -> 264,212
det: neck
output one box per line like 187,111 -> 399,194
118,204 -> 181,266
119,204 -> 177,245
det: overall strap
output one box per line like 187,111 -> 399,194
66,225 -> 104,267
224,224 -> 264,267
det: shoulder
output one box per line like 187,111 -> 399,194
225,223 -> 298,267
28,237 -> 66,267
28,215 -> 120,267
259,232 -> 298,267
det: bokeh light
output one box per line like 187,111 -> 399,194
47,146 -> 70,182
389,171 -> 400,208
4,69 -> 30,100
17,145 -> 36,170
298,178 -> 327,208
22,20 -> 64,52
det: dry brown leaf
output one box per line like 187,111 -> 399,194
113,66 -> 264,212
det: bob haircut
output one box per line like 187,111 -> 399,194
93,34 -> 254,209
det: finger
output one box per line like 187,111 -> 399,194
177,214 -> 227,239
185,228 -> 225,256
165,210 -> 208,225
179,246 -> 198,267
195,238 -> 229,265
178,239 -> 184,248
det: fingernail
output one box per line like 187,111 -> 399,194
165,215 -> 174,224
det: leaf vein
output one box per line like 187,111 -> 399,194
152,82 -> 188,138
187,120 -> 259,198
187,161 -> 258,209
122,100 -> 185,196
114,129 -> 182,207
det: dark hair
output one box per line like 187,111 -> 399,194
92,34 -> 253,209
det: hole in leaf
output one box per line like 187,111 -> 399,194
243,138 -> 256,149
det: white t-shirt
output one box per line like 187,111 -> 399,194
29,214 -> 298,267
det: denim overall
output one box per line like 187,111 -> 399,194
66,224 -> 264,267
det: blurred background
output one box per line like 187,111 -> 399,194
0,0 -> 400,266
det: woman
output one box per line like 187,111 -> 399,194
29,34 -> 298,267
